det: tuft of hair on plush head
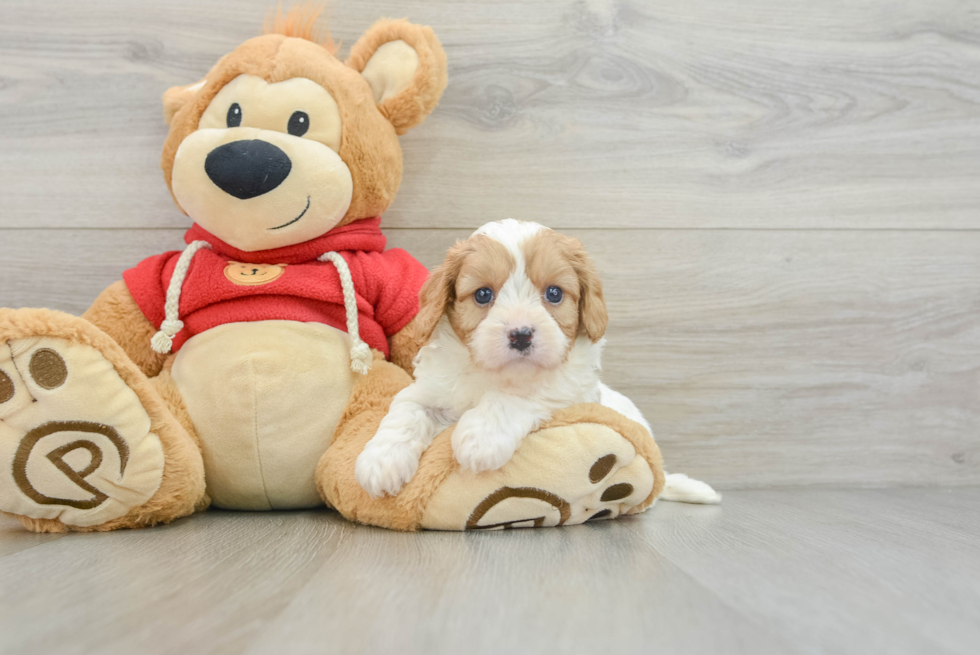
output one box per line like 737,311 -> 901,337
264,2 -> 339,54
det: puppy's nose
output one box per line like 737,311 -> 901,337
508,327 -> 534,352
204,139 -> 292,200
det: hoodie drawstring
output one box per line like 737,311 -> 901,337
148,241 -> 374,375
318,251 -> 373,374
150,240 -> 212,354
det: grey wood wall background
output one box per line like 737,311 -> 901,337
1,0 -> 977,489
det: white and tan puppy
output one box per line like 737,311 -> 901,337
355,219 -> 659,498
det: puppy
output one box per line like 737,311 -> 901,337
355,219 -> 655,498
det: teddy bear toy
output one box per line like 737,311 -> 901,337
0,7 -> 666,532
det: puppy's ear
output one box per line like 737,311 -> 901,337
564,236 -> 608,342
414,240 -> 470,345
162,79 -> 206,126
346,19 -> 448,135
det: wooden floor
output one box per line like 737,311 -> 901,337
1,487 -> 978,655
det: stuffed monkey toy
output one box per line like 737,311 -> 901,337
0,7 -> 665,532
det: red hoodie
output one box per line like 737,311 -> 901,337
123,218 -> 428,356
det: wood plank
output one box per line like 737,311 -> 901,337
642,488 -> 980,655
0,512 -> 357,655
0,517 -> 65,559
241,513 -> 795,655
0,227 -> 977,488
1,489 -> 978,654
1,0 -> 979,229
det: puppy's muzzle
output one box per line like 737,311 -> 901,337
205,139 -> 292,200
508,327 -> 534,353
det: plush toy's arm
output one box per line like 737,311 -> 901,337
83,280 -> 168,378
387,314 -> 423,375
356,247 -> 429,375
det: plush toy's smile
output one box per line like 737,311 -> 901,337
269,196 -> 311,231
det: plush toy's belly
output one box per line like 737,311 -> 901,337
170,320 -> 354,510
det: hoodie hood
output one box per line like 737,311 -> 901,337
183,217 -> 387,265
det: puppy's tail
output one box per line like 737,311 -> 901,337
660,473 -> 722,504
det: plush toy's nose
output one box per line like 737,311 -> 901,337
204,139 -> 292,200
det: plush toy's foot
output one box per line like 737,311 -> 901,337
420,405 -> 663,530
0,308 -> 206,532
318,360 -> 665,531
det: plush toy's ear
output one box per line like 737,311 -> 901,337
346,19 -> 448,135
162,80 -> 206,126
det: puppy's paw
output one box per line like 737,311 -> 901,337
452,412 -> 520,473
355,438 -> 420,499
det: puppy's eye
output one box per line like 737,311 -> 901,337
288,111 -> 310,137
474,287 -> 494,305
545,286 -> 563,304
226,103 -> 242,128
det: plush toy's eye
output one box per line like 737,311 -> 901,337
545,286 -> 563,304
288,111 -> 310,137
226,103 -> 242,128
474,287 -> 494,305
